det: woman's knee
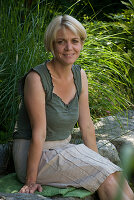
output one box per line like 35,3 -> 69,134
98,173 -> 118,198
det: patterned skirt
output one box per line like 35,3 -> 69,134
13,135 -> 121,193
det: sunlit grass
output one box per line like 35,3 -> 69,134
76,20 -> 134,118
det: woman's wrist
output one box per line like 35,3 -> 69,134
25,178 -> 36,185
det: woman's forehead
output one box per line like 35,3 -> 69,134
56,27 -> 80,39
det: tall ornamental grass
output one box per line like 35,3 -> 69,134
0,0 -> 134,142
0,0 -> 55,137
76,19 -> 134,119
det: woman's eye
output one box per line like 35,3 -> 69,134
57,40 -> 64,44
72,40 -> 79,43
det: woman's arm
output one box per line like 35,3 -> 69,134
19,71 -> 46,193
78,69 -> 98,153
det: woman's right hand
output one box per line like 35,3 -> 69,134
19,183 -> 42,194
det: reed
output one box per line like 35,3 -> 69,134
76,19 -> 134,119
0,0 -> 55,135
0,0 -> 133,141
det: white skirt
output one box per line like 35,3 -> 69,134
13,135 -> 121,193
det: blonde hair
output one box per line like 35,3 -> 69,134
44,15 -> 87,55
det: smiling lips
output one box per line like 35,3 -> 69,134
63,53 -> 75,57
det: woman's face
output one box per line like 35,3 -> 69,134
53,27 -> 82,66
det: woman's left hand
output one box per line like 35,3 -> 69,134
19,183 -> 43,194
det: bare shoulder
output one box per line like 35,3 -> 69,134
25,71 -> 43,89
25,71 -> 41,83
80,68 -> 88,80
80,68 -> 88,87
24,71 -> 44,95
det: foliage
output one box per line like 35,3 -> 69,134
76,18 -> 134,118
0,0 -> 134,143
105,1 -> 134,100
0,131 -> 10,144
0,0 -> 55,135
30,0 -> 127,21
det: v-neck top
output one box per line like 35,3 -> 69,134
13,62 -> 82,141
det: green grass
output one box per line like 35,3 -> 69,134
76,19 -> 134,118
0,0 -> 134,142
0,0 -> 55,134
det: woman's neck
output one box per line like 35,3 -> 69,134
49,59 -> 73,79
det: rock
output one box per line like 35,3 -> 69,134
0,193 -> 98,200
97,140 -> 120,165
0,193 -> 51,200
71,130 -> 120,165
71,128 -> 83,144
73,110 -> 134,159
72,110 -> 134,165
95,110 -> 134,154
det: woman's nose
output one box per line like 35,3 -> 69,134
65,41 -> 72,50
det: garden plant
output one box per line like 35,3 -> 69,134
0,0 -> 134,195
0,0 -> 134,141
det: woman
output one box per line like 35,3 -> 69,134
13,15 -> 134,200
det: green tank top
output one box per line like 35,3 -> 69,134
13,61 -> 82,141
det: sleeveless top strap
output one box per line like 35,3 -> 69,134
72,65 -> 82,98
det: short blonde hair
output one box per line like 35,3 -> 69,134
44,15 -> 87,54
